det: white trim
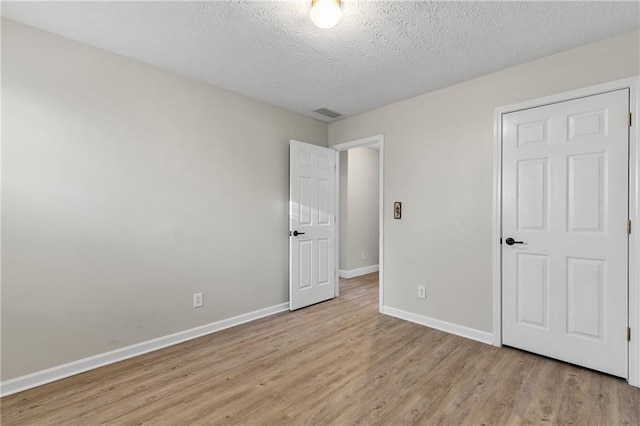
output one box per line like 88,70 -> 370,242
335,149 -> 341,298
332,134 -> 383,152
492,76 -> 640,387
339,264 -> 380,279
492,106 -> 503,347
378,139 -> 384,313
629,79 -> 640,387
0,302 -> 289,397
331,134 -> 385,313
381,306 -> 493,345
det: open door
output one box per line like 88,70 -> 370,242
289,140 -> 336,310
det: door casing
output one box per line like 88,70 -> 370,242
332,134 -> 385,313
492,76 -> 640,387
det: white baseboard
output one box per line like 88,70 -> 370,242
1,302 -> 290,397
381,305 -> 493,345
339,264 -> 379,279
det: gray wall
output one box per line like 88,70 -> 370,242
1,19 -> 327,380
329,30 -> 640,333
339,151 -> 349,269
3,18 -> 639,382
339,148 -> 379,272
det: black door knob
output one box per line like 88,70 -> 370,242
293,231 -> 305,237
505,237 -> 524,245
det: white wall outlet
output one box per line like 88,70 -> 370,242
360,252 -> 365,260
418,286 -> 426,299
193,292 -> 203,308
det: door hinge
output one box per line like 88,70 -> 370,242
628,327 -> 632,342
628,220 -> 632,235
629,112 -> 633,127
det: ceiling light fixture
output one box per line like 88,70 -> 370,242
310,0 -> 342,29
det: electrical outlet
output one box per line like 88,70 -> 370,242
360,252 -> 365,260
193,292 -> 203,308
418,286 -> 426,299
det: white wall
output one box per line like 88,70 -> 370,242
339,147 -> 379,273
1,19 -> 327,380
329,30 -> 640,333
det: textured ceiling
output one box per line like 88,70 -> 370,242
2,1 -> 639,122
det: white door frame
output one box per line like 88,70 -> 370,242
492,76 -> 640,387
332,134 -> 385,312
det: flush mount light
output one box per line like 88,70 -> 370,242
310,0 -> 342,29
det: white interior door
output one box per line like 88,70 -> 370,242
502,89 -> 629,377
290,140 -> 336,310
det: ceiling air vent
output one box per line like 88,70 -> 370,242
314,108 -> 342,119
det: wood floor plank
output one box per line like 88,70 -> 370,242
2,272 -> 639,425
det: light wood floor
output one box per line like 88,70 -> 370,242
2,273 -> 639,425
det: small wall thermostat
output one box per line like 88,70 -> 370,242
394,202 -> 402,219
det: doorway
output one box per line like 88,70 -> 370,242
338,147 -> 379,277
333,134 -> 384,312
493,77 -> 640,386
